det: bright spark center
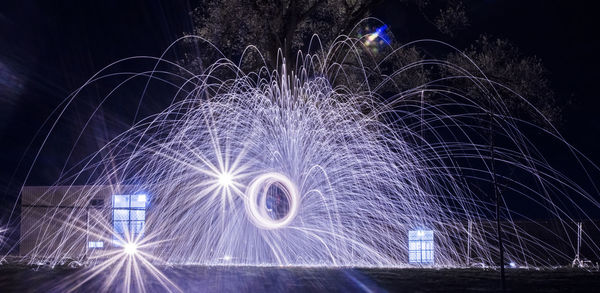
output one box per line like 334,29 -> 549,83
124,243 -> 138,255
218,172 -> 233,187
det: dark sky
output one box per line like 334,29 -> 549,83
374,0 -> 600,157
1,0 -> 599,218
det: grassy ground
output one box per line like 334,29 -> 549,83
0,265 -> 599,292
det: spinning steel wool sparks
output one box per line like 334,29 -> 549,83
5,31 -> 600,292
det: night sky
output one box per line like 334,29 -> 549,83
1,0 -> 599,219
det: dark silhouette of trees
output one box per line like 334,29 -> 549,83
190,0 -> 383,70
187,0 -> 559,124
446,36 -> 560,124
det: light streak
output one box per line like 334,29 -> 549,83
5,29 -> 600,291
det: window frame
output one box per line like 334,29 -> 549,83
408,229 -> 434,264
112,194 -> 147,245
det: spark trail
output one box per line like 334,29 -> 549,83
5,28 -> 600,291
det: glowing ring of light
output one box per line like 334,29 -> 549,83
245,172 -> 299,229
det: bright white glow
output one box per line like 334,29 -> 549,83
123,243 -> 138,255
223,255 -> 232,261
509,262 -> 516,268
245,172 -> 299,230
218,172 -> 233,187
137,194 -> 147,202
366,32 -> 379,42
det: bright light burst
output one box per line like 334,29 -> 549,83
123,243 -> 138,255
358,24 -> 390,53
217,171 -> 235,189
5,24 -> 600,291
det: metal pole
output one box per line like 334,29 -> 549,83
421,90 -> 424,140
578,222 -> 582,260
576,222 -> 582,267
490,97 -> 505,291
86,207 -> 89,255
467,220 -> 472,266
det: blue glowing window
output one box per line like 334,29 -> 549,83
408,229 -> 434,264
88,241 -> 104,249
112,194 -> 147,244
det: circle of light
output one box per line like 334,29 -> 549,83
244,172 -> 299,230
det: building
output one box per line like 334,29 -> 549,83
20,185 -> 147,258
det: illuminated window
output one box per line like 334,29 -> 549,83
408,229 -> 434,264
88,241 -> 104,249
113,194 -> 147,245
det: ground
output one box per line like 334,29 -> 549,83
1,265 -> 599,292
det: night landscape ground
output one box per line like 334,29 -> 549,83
1,266 -> 600,292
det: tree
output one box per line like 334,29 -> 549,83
446,36 -> 560,124
189,0 -> 383,71
187,0 -> 560,124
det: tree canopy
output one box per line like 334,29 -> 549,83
191,0 -> 383,69
187,0 -> 560,124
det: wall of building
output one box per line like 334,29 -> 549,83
19,185 -> 131,259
